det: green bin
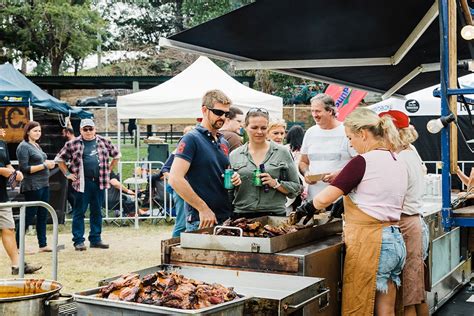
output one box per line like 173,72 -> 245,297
147,144 -> 169,169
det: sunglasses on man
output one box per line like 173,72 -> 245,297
82,127 -> 95,132
206,107 -> 231,118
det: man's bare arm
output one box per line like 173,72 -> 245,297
299,154 -> 317,185
168,157 -> 217,228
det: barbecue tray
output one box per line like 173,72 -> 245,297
74,265 -> 249,316
86,264 -> 328,316
180,216 -> 342,253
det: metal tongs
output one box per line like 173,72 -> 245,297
451,186 -> 474,209
288,198 -> 344,225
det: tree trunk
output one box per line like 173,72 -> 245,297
21,58 -> 27,74
51,57 -> 62,76
174,0 -> 184,31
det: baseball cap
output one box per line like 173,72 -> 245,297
80,119 -> 95,128
379,110 -> 410,129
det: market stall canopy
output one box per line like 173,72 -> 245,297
117,56 -> 283,124
369,73 -> 474,116
160,0 -> 474,98
0,63 -> 92,118
368,74 -> 474,162
0,77 -> 31,106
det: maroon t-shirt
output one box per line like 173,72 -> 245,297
331,155 -> 366,195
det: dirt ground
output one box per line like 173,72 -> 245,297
0,220 -> 173,294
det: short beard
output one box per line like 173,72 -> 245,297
211,120 -> 224,130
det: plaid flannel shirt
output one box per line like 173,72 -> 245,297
55,135 -> 120,192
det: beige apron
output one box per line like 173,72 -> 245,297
342,196 -> 398,316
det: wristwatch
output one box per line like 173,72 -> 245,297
272,179 -> 281,189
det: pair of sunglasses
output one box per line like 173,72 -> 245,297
207,107 -> 231,118
246,107 -> 269,116
82,127 -> 94,132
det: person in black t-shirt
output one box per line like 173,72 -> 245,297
0,129 -> 42,275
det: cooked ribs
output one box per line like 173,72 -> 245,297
97,270 -> 238,310
215,217 -> 306,237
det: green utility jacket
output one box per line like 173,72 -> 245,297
230,141 -> 302,215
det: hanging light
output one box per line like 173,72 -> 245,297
426,113 -> 456,134
461,25 -> 474,40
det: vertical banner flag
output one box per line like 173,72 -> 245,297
324,84 -> 367,121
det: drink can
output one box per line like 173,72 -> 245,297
253,169 -> 262,186
224,169 -> 234,189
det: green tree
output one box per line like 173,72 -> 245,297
0,0 -> 105,75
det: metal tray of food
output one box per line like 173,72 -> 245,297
95,264 -> 329,316
74,266 -> 249,316
180,216 -> 342,253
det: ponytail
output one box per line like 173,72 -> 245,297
378,115 -> 403,151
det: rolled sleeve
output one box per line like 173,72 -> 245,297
105,138 -> 121,159
55,142 -> 71,162
280,150 -> 302,199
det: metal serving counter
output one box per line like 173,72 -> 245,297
86,265 -> 328,316
421,196 -> 472,314
162,221 -> 344,316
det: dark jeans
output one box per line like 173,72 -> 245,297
16,187 -> 50,248
72,179 -> 104,245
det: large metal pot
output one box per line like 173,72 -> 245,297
0,279 -> 63,316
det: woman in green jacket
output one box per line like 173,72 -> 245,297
230,108 -> 302,218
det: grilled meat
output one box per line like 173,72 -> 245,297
98,270 -> 238,310
214,217 -> 306,238
100,273 -> 139,297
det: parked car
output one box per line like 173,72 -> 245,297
76,92 -> 117,107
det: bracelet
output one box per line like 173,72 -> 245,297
272,180 -> 281,189
43,162 -> 47,169
65,171 -> 71,177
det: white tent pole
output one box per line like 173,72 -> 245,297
28,98 -> 33,120
105,103 -> 108,137
117,115 -> 121,155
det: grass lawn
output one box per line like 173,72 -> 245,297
0,139 -> 178,293
0,220 -> 174,293
113,141 -> 177,179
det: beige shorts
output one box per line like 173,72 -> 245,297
0,207 -> 15,229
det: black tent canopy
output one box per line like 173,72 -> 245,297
160,0 -> 474,97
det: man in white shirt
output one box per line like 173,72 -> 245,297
299,94 -> 354,200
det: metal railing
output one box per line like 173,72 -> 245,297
424,160 -> 474,190
0,201 -> 58,280
111,160 -> 173,228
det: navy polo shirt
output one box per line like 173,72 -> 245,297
174,125 -> 232,222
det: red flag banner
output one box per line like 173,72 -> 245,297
324,84 -> 368,121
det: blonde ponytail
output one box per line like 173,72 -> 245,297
378,115 -> 403,151
398,125 -> 419,147
344,108 -> 403,151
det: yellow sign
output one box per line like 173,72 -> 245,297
0,106 -> 29,143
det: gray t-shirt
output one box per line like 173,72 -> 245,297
83,139 -> 99,179
16,140 -> 49,192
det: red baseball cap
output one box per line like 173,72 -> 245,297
379,110 -> 410,129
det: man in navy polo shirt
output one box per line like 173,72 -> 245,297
169,90 -> 241,231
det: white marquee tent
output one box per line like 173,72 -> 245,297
369,74 -> 474,116
117,56 -> 283,124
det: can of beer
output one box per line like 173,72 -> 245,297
253,169 -> 262,186
224,169 -> 234,189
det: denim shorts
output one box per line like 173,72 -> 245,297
420,217 -> 430,260
376,226 -> 407,293
185,220 -> 200,232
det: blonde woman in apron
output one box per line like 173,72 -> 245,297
379,110 -> 429,316
295,108 -> 408,315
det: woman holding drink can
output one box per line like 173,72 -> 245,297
229,108 -> 301,218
